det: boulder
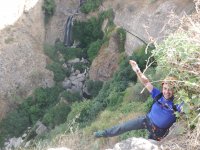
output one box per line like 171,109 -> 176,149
106,137 -> 158,150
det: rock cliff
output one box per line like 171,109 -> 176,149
0,0 -> 54,119
0,0 -> 195,120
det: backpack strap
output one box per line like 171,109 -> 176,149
153,93 -> 163,102
153,93 -> 177,112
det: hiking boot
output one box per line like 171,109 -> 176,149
94,130 -> 106,138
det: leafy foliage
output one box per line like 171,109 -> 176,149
0,85 -> 63,146
46,62 -> 68,82
87,40 -> 103,62
86,80 -> 103,98
59,91 -> 82,103
0,109 -> 30,146
116,28 -> 126,52
43,44 -> 58,61
55,41 -> 85,60
73,17 -> 104,48
80,0 -> 103,14
42,0 -> 56,23
42,103 -> 71,128
153,32 -> 200,125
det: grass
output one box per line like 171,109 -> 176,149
21,84 -> 148,150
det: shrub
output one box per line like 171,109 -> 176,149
59,91 -> 82,103
99,9 -> 115,28
42,103 -> 71,128
80,0 -> 103,14
43,44 -> 58,61
116,27 -> 126,52
86,80 -> 103,97
46,62 -> 66,82
87,40 -> 102,62
42,0 -> 56,23
73,62 -> 88,73
0,109 -> 30,146
67,100 -> 94,126
55,42 -> 85,60
73,17 -> 104,48
113,58 -> 137,83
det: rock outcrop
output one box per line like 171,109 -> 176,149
89,33 -> 120,81
0,0 -> 54,119
106,137 -> 159,150
101,0 -> 195,55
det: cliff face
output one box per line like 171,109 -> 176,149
102,0 -> 194,55
0,0 -> 54,119
0,0 -> 195,119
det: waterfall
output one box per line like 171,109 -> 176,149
64,15 -> 73,47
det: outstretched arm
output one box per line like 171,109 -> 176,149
129,60 -> 153,92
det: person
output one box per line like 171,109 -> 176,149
94,60 -> 183,141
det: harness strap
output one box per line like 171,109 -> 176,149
154,93 -> 178,112
145,116 -> 169,141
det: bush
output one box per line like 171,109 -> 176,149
86,80 -> 103,97
55,42 -> 85,60
42,103 -> 71,128
73,62 -> 88,73
73,17 -> 104,48
87,40 -> 102,62
116,28 -> 126,53
46,62 -> 67,82
99,9 -> 115,26
42,0 -> 56,23
0,109 -> 30,146
59,91 -> 82,103
43,44 -> 58,61
80,0 -> 103,14
67,100 -> 94,126
113,58 -> 137,83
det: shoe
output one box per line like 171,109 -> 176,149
94,130 -> 106,138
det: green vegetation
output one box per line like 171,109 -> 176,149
46,62 -> 68,82
0,9 -> 117,147
42,0 -> 56,23
85,79 -> 103,98
42,103 -> 71,128
87,39 -> 103,62
152,32 -> 200,126
116,27 -> 126,52
2,2 -> 200,149
59,91 -> 82,103
73,17 -> 104,48
0,85 -> 63,145
55,41 -> 85,61
80,0 -> 103,14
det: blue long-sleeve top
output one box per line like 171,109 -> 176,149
147,87 -> 183,129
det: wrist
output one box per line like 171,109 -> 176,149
134,65 -> 140,72
136,68 -> 141,73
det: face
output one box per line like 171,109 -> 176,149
162,83 -> 174,100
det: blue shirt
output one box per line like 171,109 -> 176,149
147,87 -> 182,129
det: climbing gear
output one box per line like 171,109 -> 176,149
152,93 -> 178,112
145,116 -> 169,141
